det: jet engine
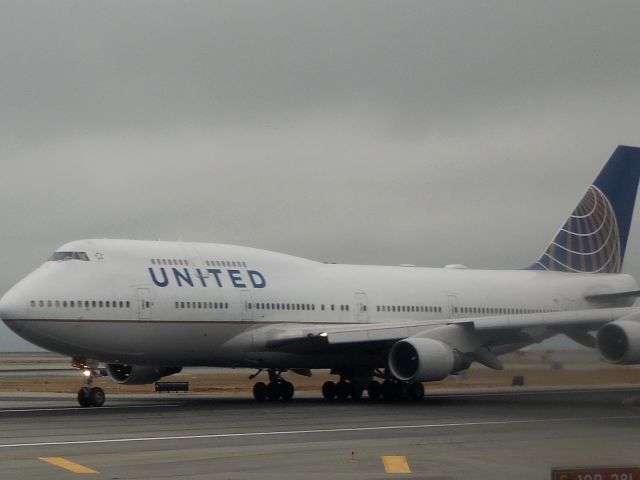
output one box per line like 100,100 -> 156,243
597,316 -> 640,364
388,337 -> 469,382
105,364 -> 182,385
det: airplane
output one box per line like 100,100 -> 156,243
2,146 -> 640,407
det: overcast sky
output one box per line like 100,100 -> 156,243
2,1 -> 640,350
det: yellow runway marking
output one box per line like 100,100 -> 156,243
39,457 -> 98,474
382,455 -> 412,473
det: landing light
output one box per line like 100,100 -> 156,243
319,332 -> 328,337
82,369 -> 92,377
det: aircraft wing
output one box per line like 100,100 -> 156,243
254,306 -> 640,352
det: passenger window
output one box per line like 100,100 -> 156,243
126,301 -> 130,308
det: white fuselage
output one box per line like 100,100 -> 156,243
1,239 -> 637,368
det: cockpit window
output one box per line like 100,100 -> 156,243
48,251 -> 90,262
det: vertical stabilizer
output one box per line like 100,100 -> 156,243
528,146 -> 640,273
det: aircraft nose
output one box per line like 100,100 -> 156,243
0,287 -> 28,320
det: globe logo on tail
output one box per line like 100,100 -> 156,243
536,185 -> 621,273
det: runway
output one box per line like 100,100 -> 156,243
1,386 -> 639,479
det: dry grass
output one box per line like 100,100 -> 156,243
1,366 -> 639,395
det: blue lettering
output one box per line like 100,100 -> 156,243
207,269 -> 223,287
172,268 -> 194,287
147,267 -> 267,289
195,269 -> 208,287
228,269 -> 246,288
248,270 -> 267,288
149,267 -> 169,287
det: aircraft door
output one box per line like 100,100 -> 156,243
446,294 -> 459,319
137,288 -> 152,320
240,290 -> 253,321
355,292 -> 369,323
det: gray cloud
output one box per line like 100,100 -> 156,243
2,1 -> 640,349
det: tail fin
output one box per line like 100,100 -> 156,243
528,145 -> 640,273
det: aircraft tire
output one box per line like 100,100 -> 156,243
409,382 -> 425,401
350,383 -> 364,401
281,381 -> 295,401
266,382 -> 281,401
367,381 -> 381,400
253,382 -> 268,401
335,381 -> 350,401
77,388 -> 91,407
322,381 -> 336,401
391,382 -> 407,402
380,380 -> 394,402
89,387 -> 105,407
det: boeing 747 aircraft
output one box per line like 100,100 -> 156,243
2,146 -> 640,407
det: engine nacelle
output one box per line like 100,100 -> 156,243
106,364 -> 182,385
597,317 -> 640,364
388,337 -> 467,382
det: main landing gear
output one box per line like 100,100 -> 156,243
251,369 -> 295,402
73,358 -> 106,408
322,370 -> 425,402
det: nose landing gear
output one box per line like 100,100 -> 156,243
77,385 -> 105,408
73,358 -> 106,408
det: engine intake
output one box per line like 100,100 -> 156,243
388,337 -> 468,382
597,317 -> 640,364
106,364 -> 182,385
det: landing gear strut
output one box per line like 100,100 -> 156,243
73,358 -> 106,408
251,369 -> 295,402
